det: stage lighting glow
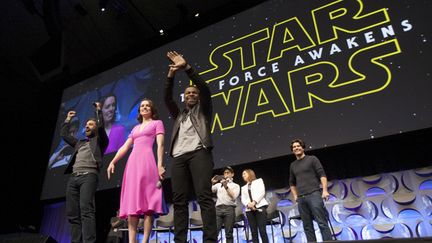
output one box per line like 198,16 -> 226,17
99,0 -> 108,12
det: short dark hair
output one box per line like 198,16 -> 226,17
290,139 -> 305,151
184,85 -> 199,93
86,118 -> 97,124
224,166 -> 234,174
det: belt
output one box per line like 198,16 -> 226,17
216,204 -> 236,208
298,190 -> 320,198
72,171 -> 90,176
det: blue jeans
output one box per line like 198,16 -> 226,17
66,173 -> 98,243
297,190 -> 332,242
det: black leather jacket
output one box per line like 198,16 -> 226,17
164,67 -> 213,157
61,109 -> 109,174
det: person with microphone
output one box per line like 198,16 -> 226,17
241,169 -> 269,243
289,139 -> 332,242
107,99 -> 166,243
211,166 -> 240,243
61,102 -> 109,243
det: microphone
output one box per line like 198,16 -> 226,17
156,179 -> 163,189
92,102 -> 98,107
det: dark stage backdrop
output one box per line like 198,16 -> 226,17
41,0 -> 432,200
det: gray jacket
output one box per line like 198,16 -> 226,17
61,109 -> 109,174
164,67 -> 213,156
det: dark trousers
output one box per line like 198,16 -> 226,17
171,149 -> 217,243
297,190 -> 333,242
216,205 -> 235,243
66,173 -> 98,243
246,209 -> 268,243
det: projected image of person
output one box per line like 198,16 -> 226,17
165,51 -> 217,243
48,116 -> 80,168
62,103 -> 109,243
241,169 -> 269,243
289,139 -> 332,242
100,93 -> 126,154
107,99 -> 166,243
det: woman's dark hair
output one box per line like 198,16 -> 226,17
100,93 -> 117,107
137,99 -> 159,122
290,139 -> 306,151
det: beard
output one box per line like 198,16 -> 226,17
85,129 -> 96,137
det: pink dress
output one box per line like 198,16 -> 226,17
119,120 -> 164,218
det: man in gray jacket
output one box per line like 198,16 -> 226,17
61,103 -> 108,243
165,51 -> 217,243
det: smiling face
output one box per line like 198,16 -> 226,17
291,142 -> 305,158
139,100 -> 153,119
102,96 -> 116,123
85,119 -> 97,137
184,86 -> 199,108
242,171 -> 250,183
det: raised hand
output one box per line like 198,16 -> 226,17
168,65 -> 180,74
66,111 -> 76,121
211,175 -> 219,184
94,102 -> 102,111
167,51 -> 187,69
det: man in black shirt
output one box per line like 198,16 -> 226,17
61,103 -> 109,243
289,139 -> 332,242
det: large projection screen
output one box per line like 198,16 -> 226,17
41,0 -> 432,199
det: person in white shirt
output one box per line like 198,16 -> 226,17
241,169 -> 269,243
211,166 -> 240,243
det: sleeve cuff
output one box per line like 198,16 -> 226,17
185,67 -> 194,75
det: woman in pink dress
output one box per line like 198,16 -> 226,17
107,99 -> 166,243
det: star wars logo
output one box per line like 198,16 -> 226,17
198,0 -> 413,133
